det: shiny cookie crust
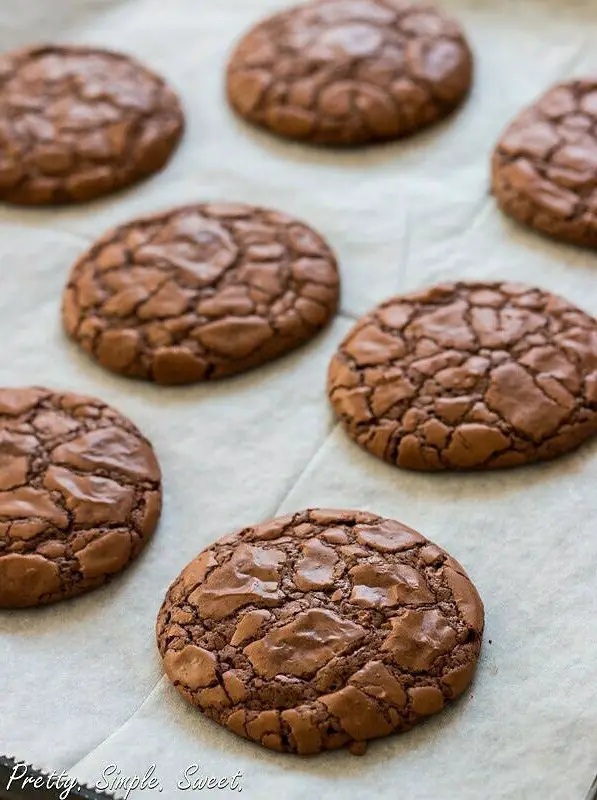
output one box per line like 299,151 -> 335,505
328,281 -> 597,470
157,509 -> 483,755
226,0 -> 473,145
493,79 -> 597,248
63,203 -> 340,384
0,45 -> 184,205
0,387 -> 161,607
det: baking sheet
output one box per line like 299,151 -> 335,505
1,1 -> 597,798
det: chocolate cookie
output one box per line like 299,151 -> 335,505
328,282 -> 597,470
0,45 -> 184,205
0,387 -> 161,607
62,203 -> 340,384
226,0 -> 473,146
157,508 -> 483,755
492,80 -> 597,247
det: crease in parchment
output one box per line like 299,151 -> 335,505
0,217 -> 94,247
396,197 -> 411,293
269,421 -> 341,517
66,676 -> 168,775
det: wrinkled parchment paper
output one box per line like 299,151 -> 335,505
1,1 -> 597,798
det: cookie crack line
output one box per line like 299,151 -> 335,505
65,675 -> 169,774
327,281 -> 597,471
0,44 -> 184,205
157,508 -> 484,756
226,0 -> 473,146
492,77 -> 597,247
0,386 -> 162,607
62,202 -> 340,385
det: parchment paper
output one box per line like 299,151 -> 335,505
1,1 -> 597,798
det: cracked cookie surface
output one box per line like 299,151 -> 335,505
492,79 -> 597,248
226,0 -> 473,145
0,45 -> 184,205
328,282 -> 597,470
0,387 -> 161,607
62,203 -> 340,384
157,508 -> 483,755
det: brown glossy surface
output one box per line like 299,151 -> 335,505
226,0 -> 473,145
0,387 -> 161,607
0,45 -> 184,205
157,509 -> 483,755
62,203 -> 340,384
328,281 -> 597,470
493,79 -> 597,247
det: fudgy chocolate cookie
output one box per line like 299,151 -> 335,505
328,282 -> 597,470
157,509 -> 484,755
0,387 -> 161,607
226,0 -> 473,146
62,203 -> 340,384
492,80 -> 597,247
0,45 -> 184,205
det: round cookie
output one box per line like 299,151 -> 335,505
328,282 -> 597,470
492,79 -> 597,248
226,0 -> 473,146
0,45 -> 184,205
62,203 -> 340,384
157,508 -> 484,755
0,387 -> 161,607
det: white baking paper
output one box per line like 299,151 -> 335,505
1,1 -> 597,798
